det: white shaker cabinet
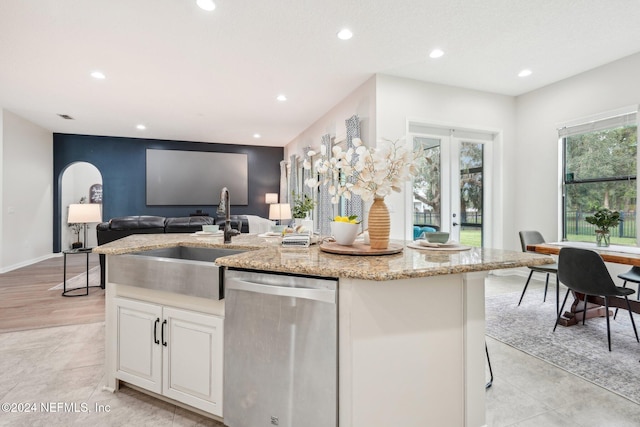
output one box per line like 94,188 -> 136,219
113,297 -> 224,417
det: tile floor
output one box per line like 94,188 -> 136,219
1,273 -> 639,426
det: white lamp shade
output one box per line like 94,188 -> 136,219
265,193 -> 278,204
68,203 -> 102,224
268,203 -> 292,220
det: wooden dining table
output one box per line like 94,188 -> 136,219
528,242 -> 640,326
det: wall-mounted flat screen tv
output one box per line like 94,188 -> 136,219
146,149 -> 248,205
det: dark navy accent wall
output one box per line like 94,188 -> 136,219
53,133 -> 283,252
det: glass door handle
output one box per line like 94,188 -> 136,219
452,222 -> 459,226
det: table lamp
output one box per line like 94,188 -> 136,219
268,203 -> 291,228
265,193 -> 278,204
68,203 -> 102,249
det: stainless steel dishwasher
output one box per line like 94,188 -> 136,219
223,269 -> 338,427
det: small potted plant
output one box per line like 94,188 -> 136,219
585,207 -> 620,247
292,193 -> 315,220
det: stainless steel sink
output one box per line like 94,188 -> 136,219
107,246 -> 245,299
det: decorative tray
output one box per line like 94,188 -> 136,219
319,242 -> 403,256
407,242 -> 471,251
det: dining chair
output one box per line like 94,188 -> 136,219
554,247 -> 639,351
518,231 -> 559,315
613,266 -> 640,319
485,341 -> 493,389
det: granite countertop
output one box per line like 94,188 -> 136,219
94,233 -> 554,281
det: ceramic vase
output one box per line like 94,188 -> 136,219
368,197 -> 390,249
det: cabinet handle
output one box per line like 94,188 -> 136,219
161,319 -> 167,347
153,318 -> 160,345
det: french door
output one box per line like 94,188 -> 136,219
410,125 -> 494,247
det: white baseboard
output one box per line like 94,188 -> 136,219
0,252 -> 61,274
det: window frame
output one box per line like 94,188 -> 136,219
559,107 -> 639,244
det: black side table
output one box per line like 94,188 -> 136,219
62,248 -> 99,297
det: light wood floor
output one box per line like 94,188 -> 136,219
0,253 -> 104,333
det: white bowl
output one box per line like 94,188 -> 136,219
202,225 -> 220,233
330,222 -> 359,246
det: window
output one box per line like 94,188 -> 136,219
561,109 -> 638,244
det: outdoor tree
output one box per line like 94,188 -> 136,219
565,126 -> 637,213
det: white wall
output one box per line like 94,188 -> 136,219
1,109 -> 53,272
285,74 -> 517,247
375,75 -> 516,247
514,52 -> 640,249
285,76 -> 376,158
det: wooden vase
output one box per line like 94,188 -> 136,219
368,197 -> 390,249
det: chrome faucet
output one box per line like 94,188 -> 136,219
220,187 -> 240,243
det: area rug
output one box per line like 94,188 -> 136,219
486,289 -> 640,404
48,266 -> 100,291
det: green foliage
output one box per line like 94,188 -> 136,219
564,126 -> 637,213
585,207 -> 621,232
291,193 -> 315,218
412,139 -> 484,219
412,138 -> 441,212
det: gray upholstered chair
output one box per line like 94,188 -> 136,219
555,247 -> 639,351
518,231 -> 559,314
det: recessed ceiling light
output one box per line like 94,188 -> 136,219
136,124 -> 146,130
429,49 -> 444,59
518,69 -> 532,77
276,94 -> 287,102
253,133 -> 261,139
196,0 -> 216,11
90,71 -> 106,80
337,28 -> 353,40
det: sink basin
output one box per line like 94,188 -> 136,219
107,246 -> 245,299
131,246 -> 245,262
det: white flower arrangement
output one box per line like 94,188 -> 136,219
304,137 -> 420,203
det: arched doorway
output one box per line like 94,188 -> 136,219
60,162 -> 103,250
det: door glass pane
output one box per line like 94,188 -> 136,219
459,142 -> 483,247
413,137 -> 441,233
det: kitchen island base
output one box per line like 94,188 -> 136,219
338,272 -> 487,427
96,235 -> 554,427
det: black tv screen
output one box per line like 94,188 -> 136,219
146,149 -> 248,205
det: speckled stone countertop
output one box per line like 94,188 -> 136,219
94,233 -> 554,281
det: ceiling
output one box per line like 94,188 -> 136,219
1,0 -> 640,148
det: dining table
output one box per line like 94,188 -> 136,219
528,241 -> 640,326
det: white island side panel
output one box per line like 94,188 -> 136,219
339,272 -> 487,427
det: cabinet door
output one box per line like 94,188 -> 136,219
163,307 -> 223,416
115,297 -> 163,394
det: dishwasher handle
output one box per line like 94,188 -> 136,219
226,278 -> 336,304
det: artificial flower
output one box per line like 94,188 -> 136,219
305,137 -> 421,202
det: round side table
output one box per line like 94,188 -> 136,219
62,248 -> 99,297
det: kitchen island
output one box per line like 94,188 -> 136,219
95,233 -> 553,427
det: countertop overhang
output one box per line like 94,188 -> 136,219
94,233 -> 554,281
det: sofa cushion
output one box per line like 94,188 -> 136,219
165,216 -> 216,233
109,215 -> 166,231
